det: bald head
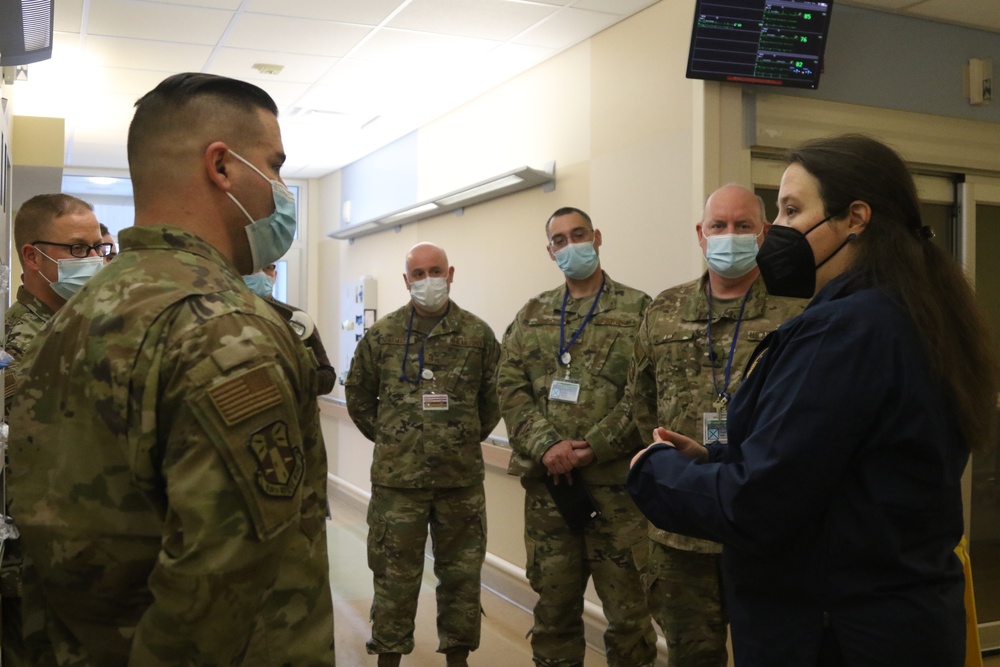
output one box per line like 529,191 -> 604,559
701,185 -> 767,232
405,243 -> 449,275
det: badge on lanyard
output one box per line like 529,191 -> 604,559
702,411 -> 727,445
549,379 -> 581,403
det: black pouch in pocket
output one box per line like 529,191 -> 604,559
544,469 -> 602,533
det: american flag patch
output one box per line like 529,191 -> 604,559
208,367 -> 282,425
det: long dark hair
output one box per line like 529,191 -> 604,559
790,134 -> 999,449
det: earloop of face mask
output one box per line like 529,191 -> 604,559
35,248 -> 105,300
226,150 -> 298,273
756,212 -> 841,299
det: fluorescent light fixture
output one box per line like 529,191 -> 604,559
435,174 -> 524,207
379,202 -> 440,225
0,0 -> 54,67
331,164 -> 555,241
87,177 -> 118,186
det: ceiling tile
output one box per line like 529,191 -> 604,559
514,7 -> 619,49
224,14 -> 372,57
55,0 -> 85,33
147,0 -> 245,8
86,0 -> 234,45
573,0 -> 659,14
350,27 -> 500,64
388,0 -> 557,41
244,0 -> 404,24
83,35 -> 214,72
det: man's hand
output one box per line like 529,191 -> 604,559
542,439 -> 589,484
570,440 -> 595,467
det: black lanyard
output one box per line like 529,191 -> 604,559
399,304 -> 448,383
558,275 -> 605,365
705,282 -> 752,406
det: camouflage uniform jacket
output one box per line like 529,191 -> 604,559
3,286 -> 55,408
7,225 -> 334,666
628,273 -> 805,553
498,272 -> 651,485
344,300 -> 501,489
1,286 -> 54,627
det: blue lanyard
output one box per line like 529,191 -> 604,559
705,281 -> 752,406
399,305 -> 448,383
558,275 -> 606,365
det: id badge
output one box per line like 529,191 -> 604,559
702,411 -> 728,445
549,380 -> 581,404
423,393 -> 450,411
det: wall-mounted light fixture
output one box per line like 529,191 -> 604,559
0,0 -> 54,66
331,163 -> 555,241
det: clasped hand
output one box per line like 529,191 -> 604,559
542,439 -> 594,485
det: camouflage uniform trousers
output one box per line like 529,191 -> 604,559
644,541 -> 727,667
366,483 -> 486,657
521,478 -> 657,667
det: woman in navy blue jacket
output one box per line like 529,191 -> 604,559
627,134 -> 999,666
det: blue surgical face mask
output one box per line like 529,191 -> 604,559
553,241 -> 600,280
243,272 -> 275,298
36,249 -> 104,300
227,151 -> 297,273
704,231 -> 762,279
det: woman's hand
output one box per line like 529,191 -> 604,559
652,427 -> 709,463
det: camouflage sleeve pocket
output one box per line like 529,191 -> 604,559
188,362 -> 305,542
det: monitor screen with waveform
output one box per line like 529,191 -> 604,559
686,0 -> 833,89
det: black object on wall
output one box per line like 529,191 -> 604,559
686,0 -> 833,90
0,0 -> 54,67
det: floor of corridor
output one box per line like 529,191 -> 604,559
327,489 -> 1000,667
328,493 -> 608,666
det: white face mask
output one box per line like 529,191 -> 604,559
409,276 -> 449,312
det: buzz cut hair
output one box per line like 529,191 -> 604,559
545,206 -> 593,238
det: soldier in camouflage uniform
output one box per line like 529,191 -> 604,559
7,73 -> 335,665
627,186 -> 806,666
345,242 -> 500,667
1,194 -> 108,666
497,207 -> 657,667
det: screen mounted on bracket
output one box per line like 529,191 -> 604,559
686,0 -> 833,89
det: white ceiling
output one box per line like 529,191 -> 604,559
9,0 -> 660,179
7,0 -> 999,182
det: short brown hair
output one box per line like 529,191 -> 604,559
14,194 -> 94,268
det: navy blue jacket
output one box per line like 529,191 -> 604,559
627,273 -> 967,666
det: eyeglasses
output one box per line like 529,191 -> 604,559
32,240 -> 116,258
548,227 -> 594,250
